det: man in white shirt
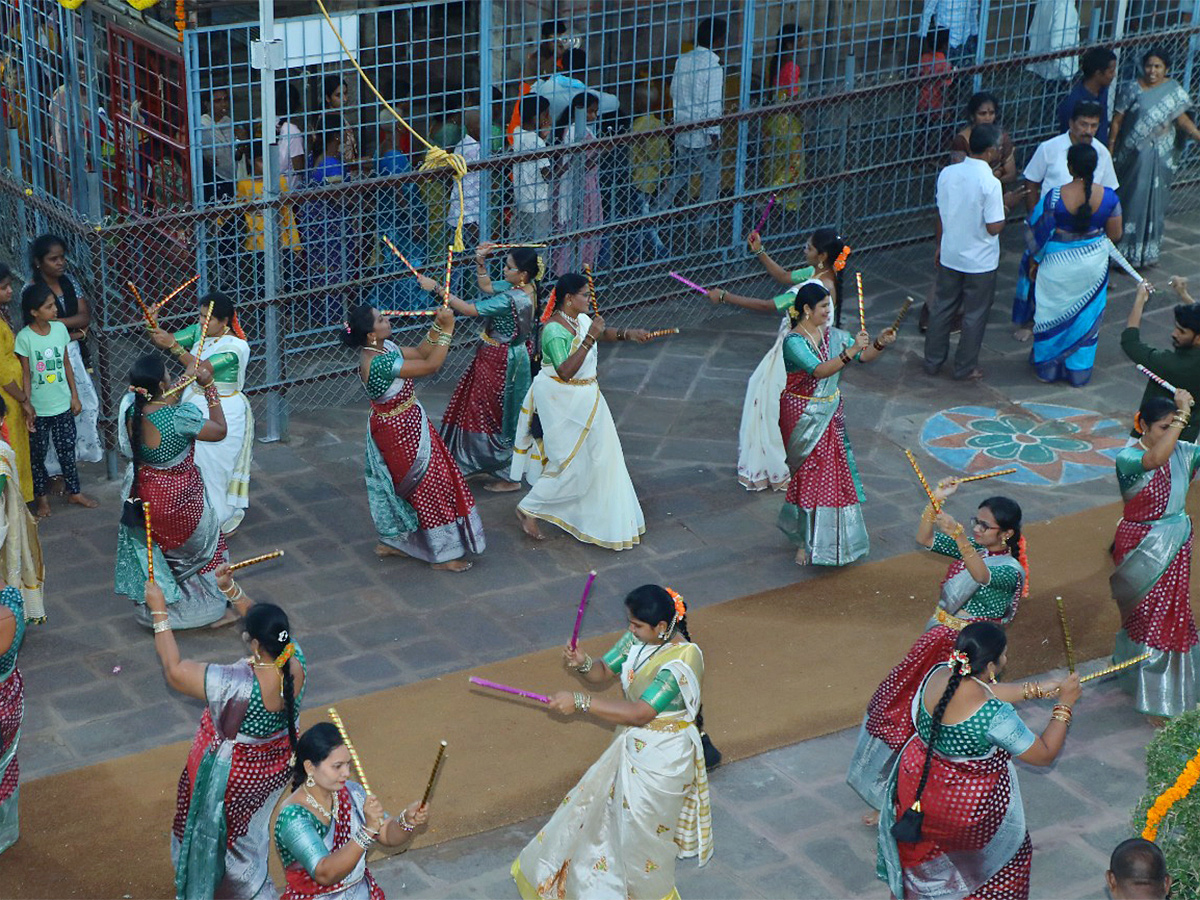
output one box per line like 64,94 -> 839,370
919,0 -> 981,66
197,87 -> 247,201
653,18 -> 726,234
510,94 -> 555,242
1013,99 -> 1118,337
925,124 -> 1024,379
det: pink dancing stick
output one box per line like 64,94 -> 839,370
669,271 -> 708,295
569,570 -> 597,651
468,677 -> 550,704
755,194 -> 776,234
381,234 -> 423,278
1136,364 -> 1179,394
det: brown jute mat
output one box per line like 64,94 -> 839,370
4,497 -> 1185,898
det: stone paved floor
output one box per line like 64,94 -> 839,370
8,214 -> 1199,895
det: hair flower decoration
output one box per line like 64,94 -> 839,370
278,629 -> 289,643
665,587 -> 686,621
540,288 -> 558,323
130,386 -> 152,400
833,245 -> 853,272
274,642 -> 296,670
948,649 -> 972,675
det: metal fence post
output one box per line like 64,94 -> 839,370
1184,0 -> 1200,95
184,33 -> 210,297
729,0 -> 756,256
256,0 -> 286,442
834,54 -> 855,229
973,0 -> 992,94
477,0 -> 493,241
16,0 -> 46,232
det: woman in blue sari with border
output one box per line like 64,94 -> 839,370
1028,143 -> 1123,386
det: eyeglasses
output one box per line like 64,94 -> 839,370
970,517 -> 1000,532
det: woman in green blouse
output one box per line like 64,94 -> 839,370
514,585 -> 713,900
510,272 -> 651,549
274,722 -> 429,900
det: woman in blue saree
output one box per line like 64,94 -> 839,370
1110,46 -> 1200,267
1028,142 -> 1123,386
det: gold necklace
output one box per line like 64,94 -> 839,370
362,345 -> 386,355
304,786 -> 338,820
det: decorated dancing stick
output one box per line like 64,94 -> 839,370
128,281 -> 157,329
328,707 -> 372,794
421,740 -> 448,807
904,449 -> 941,511
468,676 -> 550,704
955,468 -> 1018,483
1055,596 -> 1076,673
645,328 -> 681,339
669,271 -> 708,295
143,501 -> 154,584
153,274 -> 200,313
381,234 -> 423,279
1079,651 -> 1153,683
890,297 -> 915,332
584,263 -> 598,315
856,272 -> 866,333
754,194 -> 777,234
161,374 -> 198,397
569,570 -> 597,651
229,550 -> 285,572
1136,364 -> 1179,395
443,246 -> 453,307
1107,238 -> 1149,286
380,309 -> 439,317
489,243 -> 547,249
194,300 -> 216,362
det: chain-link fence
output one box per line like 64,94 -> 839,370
2,0 -> 1200,457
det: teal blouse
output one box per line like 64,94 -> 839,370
127,403 -> 204,465
0,586 -> 24,676
475,282 -> 533,344
930,533 -> 1022,618
602,631 -> 685,713
212,645 -> 307,738
365,350 -> 404,400
916,666 -> 1036,757
275,804 -> 330,871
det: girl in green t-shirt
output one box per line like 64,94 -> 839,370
14,283 -> 96,516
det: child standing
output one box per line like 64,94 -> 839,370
14,282 -> 96,516
628,83 -> 671,260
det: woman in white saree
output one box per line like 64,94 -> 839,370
513,585 -> 713,900
151,292 -> 254,534
512,273 -> 650,550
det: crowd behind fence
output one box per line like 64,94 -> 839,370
1,0 -> 1199,460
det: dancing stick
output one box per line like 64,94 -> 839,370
856,272 -> 866,332
1079,651 -> 1153,683
143,501 -> 154,584
421,740 -> 448,807
381,234 -> 423,278
645,328 -> 681,339
153,274 -> 200,312
161,374 -> 197,398
754,193 -> 777,234
128,281 -> 157,329
1136,364 -> 1179,395
490,243 -> 547,249
1107,239 -> 1149,286
569,570 -> 597,651
443,246 -> 453,307
229,550 -> 285,572
669,271 -> 708,295
468,676 -> 550,703
194,299 -> 216,362
955,468 -> 1018,483
584,263 -> 598,315
380,309 -> 438,317
904,449 -> 940,511
891,297 -> 915,332
1055,596 -> 1076,673
327,707 -> 372,794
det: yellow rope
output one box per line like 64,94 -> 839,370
314,0 -> 467,252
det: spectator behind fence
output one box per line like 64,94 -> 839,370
628,83 -> 670,261
1056,47 -> 1117,144
1025,0 -> 1081,81
763,23 -> 806,214
1111,45 -> 1200,268
369,121 -> 427,313
1106,838 -> 1170,899
916,28 -> 955,163
553,91 -> 604,273
654,17 -> 726,246
532,47 -> 619,126
315,74 -> 358,167
919,0 -> 980,67
448,109 -> 483,293
301,116 -> 351,324
925,123 -> 1023,381
197,86 -> 247,201
274,81 -> 306,190
508,39 -> 560,146
949,92 -> 1016,183
236,142 -> 301,292
510,94 -> 555,242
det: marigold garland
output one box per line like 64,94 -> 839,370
175,0 -> 185,42
1143,745 -> 1200,841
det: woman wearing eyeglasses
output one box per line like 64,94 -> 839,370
847,479 -> 1030,824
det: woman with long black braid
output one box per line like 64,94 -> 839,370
877,622 -> 1081,900
145,563 -> 306,899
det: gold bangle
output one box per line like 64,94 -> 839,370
949,524 -> 965,539
153,620 -> 172,634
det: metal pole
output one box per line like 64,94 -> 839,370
1183,0 -> 1200,95
478,0 -> 493,241
256,0 -> 286,442
184,32 -> 210,296
17,0 -> 46,227
973,0 -> 991,94
730,0 -> 756,256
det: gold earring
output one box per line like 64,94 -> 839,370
988,670 -> 998,684
305,774 -> 315,788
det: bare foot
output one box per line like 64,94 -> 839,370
68,493 -> 99,509
34,498 -> 51,518
794,547 -> 809,566
209,608 -> 240,628
1013,327 -> 1033,342
861,811 -> 880,827
375,543 -> 411,559
483,479 -> 522,493
516,508 -> 545,541
431,559 -> 473,572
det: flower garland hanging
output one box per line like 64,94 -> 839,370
1143,744 -> 1200,841
175,0 -> 185,42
